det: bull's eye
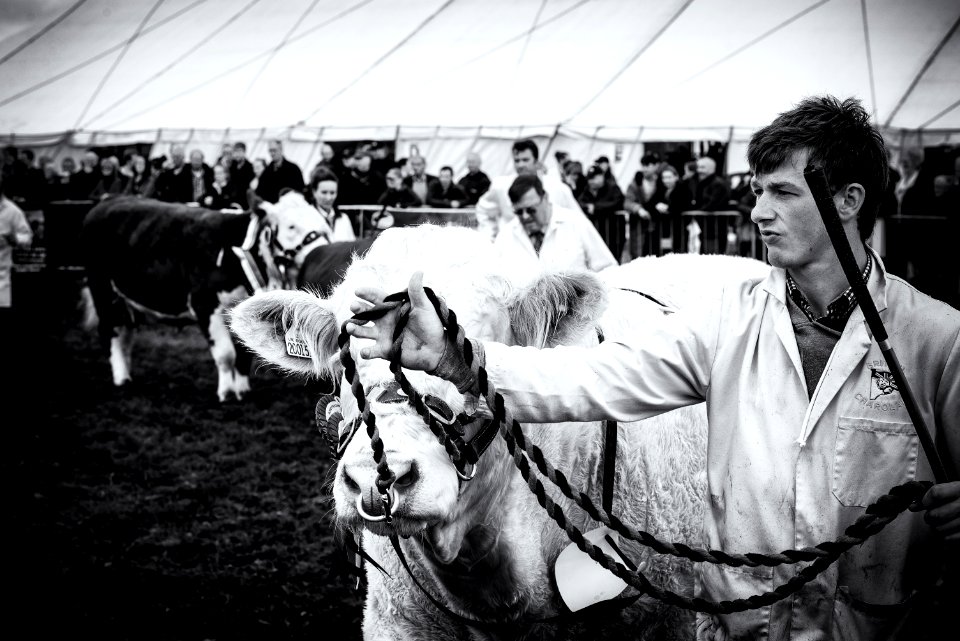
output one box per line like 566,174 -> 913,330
423,394 -> 454,423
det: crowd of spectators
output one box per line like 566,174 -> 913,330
0,138 -> 956,263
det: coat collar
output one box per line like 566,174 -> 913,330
760,245 -> 888,314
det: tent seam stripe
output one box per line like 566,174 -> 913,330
0,0 -> 208,109
0,0 -> 89,68
567,0 -> 696,121
73,0 -> 169,131
81,0 -> 263,130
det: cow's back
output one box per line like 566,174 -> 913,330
81,197 -> 250,316
298,237 -> 375,295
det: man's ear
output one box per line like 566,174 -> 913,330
835,182 -> 865,222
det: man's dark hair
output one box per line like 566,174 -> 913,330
747,95 -> 887,240
439,165 -> 454,175
233,142 -> 247,152
22,149 -> 35,162
508,174 -> 545,204
309,167 -> 338,190
641,153 -> 660,165
512,138 -> 539,161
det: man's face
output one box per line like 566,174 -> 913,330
356,156 -> 371,173
513,150 -> 537,175
466,154 -> 480,173
696,158 -> 714,179
268,144 -> 282,163
641,162 -> 658,178
410,156 -> 426,177
170,146 -> 185,166
750,150 -> 834,272
82,152 -> 99,170
386,170 -> 402,189
321,144 -> 334,162
588,173 -> 605,190
439,169 -> 452,188
232,147 -> 246,162
190,151 -> 204,169
512,188 -> 550,234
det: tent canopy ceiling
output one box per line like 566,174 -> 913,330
0,0 -> 957,138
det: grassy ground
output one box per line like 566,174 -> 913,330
5,271 -> 363,640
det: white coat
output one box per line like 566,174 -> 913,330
474,172 -> 582,242
483,250 -> 960,640
493,205 -> 617,283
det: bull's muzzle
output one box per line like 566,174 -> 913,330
356,485 -> 402,523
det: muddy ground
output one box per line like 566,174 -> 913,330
6,271 -> 363,640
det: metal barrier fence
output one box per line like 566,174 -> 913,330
592,210 -> 764,263
337,205 -> 476,237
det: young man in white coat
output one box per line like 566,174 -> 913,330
348,96 -> 960,641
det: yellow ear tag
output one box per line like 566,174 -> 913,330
284,330 -> 312,359
554,527 -> 634,612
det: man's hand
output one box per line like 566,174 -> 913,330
346,271 -> 447,371
914,481 -> 960,544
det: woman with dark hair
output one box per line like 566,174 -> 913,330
309,168 -> 356,241
124,155 -> 155,197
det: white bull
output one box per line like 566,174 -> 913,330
230,225 -> 770,640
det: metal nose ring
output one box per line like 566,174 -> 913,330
356,485 -> 402,522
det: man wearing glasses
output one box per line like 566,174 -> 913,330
493,174 -> 615,282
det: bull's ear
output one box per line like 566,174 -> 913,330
508,271 -> 608,348
254,198 -> 276,221
229,290 -> 341,379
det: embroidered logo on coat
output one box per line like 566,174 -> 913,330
869,368 -> 898,400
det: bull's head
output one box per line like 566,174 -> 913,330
230,226 -> 531,564
256,192 -> 333,277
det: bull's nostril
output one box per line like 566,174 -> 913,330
393,463 -> 419,489
343,474 -> 360,493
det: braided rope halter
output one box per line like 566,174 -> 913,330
333,287 -> 931,615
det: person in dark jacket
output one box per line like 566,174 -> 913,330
340,152 -> 387,206
123,155 -> 155,197
426,166 -> 468,208
90,157 -> 127,201
255,140 -> 305,204
652,165 -> 693,252
691,156 -> 731,211
71,150 -> 102,200
153,145 -> 194,203
229,142 -> 255,203
578,163 -> 626,260
457,152 -> 491,206
378,168 -> 422,208
203,164 -> 241,210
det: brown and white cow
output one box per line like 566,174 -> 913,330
230,225 -> 770,639
80,192 -> 332,401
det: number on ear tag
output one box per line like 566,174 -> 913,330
285,330 -> 312,359
554,527 -> 633,612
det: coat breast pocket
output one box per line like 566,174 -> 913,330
832,417 -> 918,508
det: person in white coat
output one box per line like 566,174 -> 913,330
0,175 -> 33,311
349,96 -> 960,641
474,139 -> 582,242
309,168 -> 356,242
494,174 -> 616,283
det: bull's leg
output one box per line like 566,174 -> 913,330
196,287 -> 250,402
231,336 -> 254,400
109,325 -> 135,386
